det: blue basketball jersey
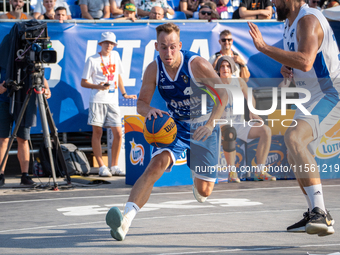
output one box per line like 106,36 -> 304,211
156,50 -> 215,121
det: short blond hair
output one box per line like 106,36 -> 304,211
156,23 -> 180,39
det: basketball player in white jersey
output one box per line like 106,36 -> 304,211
248,0 -> 339,236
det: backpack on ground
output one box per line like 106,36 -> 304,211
60,143 -> 91,176
38,141 -> 67,178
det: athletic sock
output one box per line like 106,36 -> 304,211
304,184 -> 326,212
257,164 -> 264,173
111,166 -> 118,171
123,202 -> 140,224
99,165 -> 108,171
304,194 -> 312,211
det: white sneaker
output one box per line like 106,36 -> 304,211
99,166 -> 112,177
111,166 -> 125,176
106,207 -> 130,241
193,178 -> 207,203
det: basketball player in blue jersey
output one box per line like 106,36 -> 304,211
105,22 -> 228,241
248,0 -> 339,236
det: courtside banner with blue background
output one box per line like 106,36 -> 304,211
0,21 -> 289,133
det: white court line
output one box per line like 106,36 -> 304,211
1,208 -> 339,233
158,243 -> 340,255
1,184 -> 340,204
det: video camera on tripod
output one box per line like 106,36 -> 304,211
0,20 -> 70,189
3,20 -> 57,105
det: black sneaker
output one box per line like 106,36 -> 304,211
20,175 -> 36,186
287,210 -> 310,232
306,207 -> 335,236
0,174 -> 4,186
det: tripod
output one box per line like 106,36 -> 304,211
0,66 -> 71,190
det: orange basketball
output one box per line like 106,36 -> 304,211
143,115 -> 177,148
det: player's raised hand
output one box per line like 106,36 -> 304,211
145,108 -> 169,121
248,22 -> 267,52
193,125 -> 213,142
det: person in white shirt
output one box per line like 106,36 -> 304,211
81,32 -> 137,177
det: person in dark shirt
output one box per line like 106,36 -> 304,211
237,0 -> 272,19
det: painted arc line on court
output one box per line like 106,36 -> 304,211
57,199 -> 263,216
1,184 -> 340,204
1,208 -> 339,233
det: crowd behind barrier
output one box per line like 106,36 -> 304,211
1,0 -> 339,21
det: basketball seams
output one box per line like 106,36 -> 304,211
143,116 -> 177,147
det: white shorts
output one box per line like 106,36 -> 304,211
294,96 -> 340,155
234,123 -> 253,143
88,102 -> 121,128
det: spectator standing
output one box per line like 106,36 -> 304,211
54,6 -> 68,22
216,0 -> 234,19
81,32 -> 137,177
33,0 -> 71,19
209,30 -> 250,82
79,0 -> 110,19
179,0 -> 206,18
115,3 -> 138,21
0,0 -> 32,19
110,0 -> 135,18
198,5 -> 215,20
137,0 -> 174,17
149,6 -> 165,19
308,0 -> 322,9
38,0 -> 56,20
236,0 -> 272,19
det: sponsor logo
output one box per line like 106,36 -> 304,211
181,75 -> 189,83
160,85 -> 174,89
129,138 -> 145,165
164,121 -> 176,132
175,150 -> 187,165
316,122 -> 340,159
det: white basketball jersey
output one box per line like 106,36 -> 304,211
283,4 -> 340,107
222,78 -> 244,123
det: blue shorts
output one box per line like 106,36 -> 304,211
0,101 -> 31,140
151,115 -> 220,182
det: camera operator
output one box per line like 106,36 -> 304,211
0,0 -> 33,20
0,69 -> 51,187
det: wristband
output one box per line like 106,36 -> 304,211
122,93 -> 127,97
239,64 -> 246,68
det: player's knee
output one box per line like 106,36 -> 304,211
144,152 -> 171,179
284,129 -> 301,151
92,127 -> 103,137
260,125 -> 271,138
196,184 -> 213,197
222,125 -> 237,152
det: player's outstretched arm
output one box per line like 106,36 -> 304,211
191,57 -> 228,141
248,17 -> 321,72
137,61 -> 168,120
